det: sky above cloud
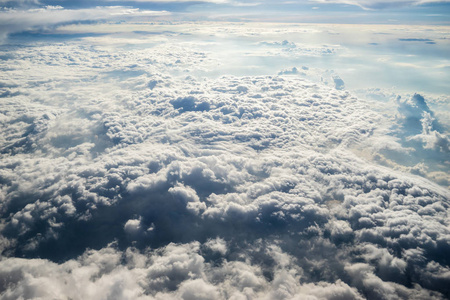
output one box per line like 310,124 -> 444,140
1,0 -> 450,20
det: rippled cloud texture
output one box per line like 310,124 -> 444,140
0,9 -> 450,300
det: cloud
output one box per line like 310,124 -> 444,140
398,38 -> 434,42
394,93 -> 449,155
0,23 -> 449,299
408,111 -> 450,153
0,241 -> 368,299
310,0 -> 450,10
0,6 -> 170,41
204,237 -> 228,255
355,90 -> 449,187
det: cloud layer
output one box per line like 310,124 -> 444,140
0,23 -> 449,299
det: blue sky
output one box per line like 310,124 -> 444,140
2,0 -> 450,24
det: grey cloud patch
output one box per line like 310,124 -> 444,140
278,67 -> 304,76
259,40 -> 296,48
399,38 -> 434,42
171,96 -> 211,112
333,75 -> 345,90
0,26 -> 449,299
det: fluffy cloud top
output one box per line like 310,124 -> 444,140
0,23 -> 449,299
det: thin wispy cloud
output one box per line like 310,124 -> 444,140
0,6 -> 170,40
310,0 -> 450,9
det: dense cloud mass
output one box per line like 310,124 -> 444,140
0,24 -> 449,300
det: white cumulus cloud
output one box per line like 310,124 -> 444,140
0,22 -> 449,299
